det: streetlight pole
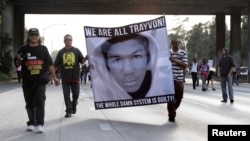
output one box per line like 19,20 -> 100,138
50,37 -> 61,54
43,23 -> 66,44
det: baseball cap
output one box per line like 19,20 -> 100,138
28,28 -> 39,35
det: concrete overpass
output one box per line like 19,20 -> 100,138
2,0 -> 250,81
6,0 -> 250,15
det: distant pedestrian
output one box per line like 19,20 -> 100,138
235,67 -> 240,85
218,48 -> 235,103
189,58 -> 199,89
196,59 -> 200,87
199,58 -> 210,92
14,57 -> 22,82
16,65 -> 22,82
232,66 -> 239,86
80,64 -> 88,84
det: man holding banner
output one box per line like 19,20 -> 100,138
168,38 -> 188,122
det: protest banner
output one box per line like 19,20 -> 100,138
84,16 -> 175,109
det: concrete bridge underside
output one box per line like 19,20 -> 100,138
2,0 -> 250,81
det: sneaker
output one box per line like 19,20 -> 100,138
72,102 -> 78,114
169,117 -> 175,122
26,125 -> 35,131
72,105 -> 77,114
221,100 -> 227,103
65,113 -> 72,118
34,125 -> 44,133
230,100 -> 234,103
72,108 -> 77,114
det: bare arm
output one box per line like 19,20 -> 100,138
228,67 -> 234,77
48,65 -> 60,86
82,55 -> 88,64
169,56 -> 187,69
217,67 -> 221,78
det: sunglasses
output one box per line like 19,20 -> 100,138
64,39 -> 72,41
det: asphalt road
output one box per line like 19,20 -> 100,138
0,78 -> 249,141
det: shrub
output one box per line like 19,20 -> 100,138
0,70 -> 11,81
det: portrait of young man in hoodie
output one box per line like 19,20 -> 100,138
88,31 -> 174,103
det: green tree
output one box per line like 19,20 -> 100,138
168,17 -> 189,50
0,0 -> 8,27
207,20 -> 216,61
0,0 -> 8,14
0,0 -> 12,79
186,23 -> 210,62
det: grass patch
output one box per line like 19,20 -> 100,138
0,71 -> 11,81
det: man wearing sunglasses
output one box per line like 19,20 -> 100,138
15,28 -> 60,133
54,34 -> 88,118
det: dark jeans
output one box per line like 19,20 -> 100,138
167,80 -> 184,118
17,71 -> 22,82
22,81 -> 46,126
62,82 -> 80,113
191,72 -> 197,89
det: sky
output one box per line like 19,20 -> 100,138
25,14 -> 230,55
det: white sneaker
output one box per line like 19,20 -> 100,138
34,125 -> 44,133
26,125 -> 35,131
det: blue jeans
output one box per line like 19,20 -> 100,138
191,72 -> 197,89
220,76 -> 234,101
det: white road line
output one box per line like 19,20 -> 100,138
99,124 -> 112,131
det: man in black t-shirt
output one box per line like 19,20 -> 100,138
54,34 -> 87,118
15,28 -> 59,133
218,48 -> 235,103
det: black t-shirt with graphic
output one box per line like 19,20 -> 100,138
54,47 -> 84,83
16,45 -> 53,81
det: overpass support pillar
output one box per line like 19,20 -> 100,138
1,3 -> 14,57
215,14 -> 225,70
2,3 -> 24,77
230,7 -> 241,67
248,3 -> 250,83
